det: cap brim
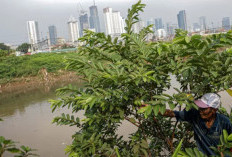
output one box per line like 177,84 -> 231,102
194,100 -> 209,108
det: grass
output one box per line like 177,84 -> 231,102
0,52 -> 78,84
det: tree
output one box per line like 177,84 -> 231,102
0,43 -> 9,51
50,1 -> 232,156
17,43 -> 31,53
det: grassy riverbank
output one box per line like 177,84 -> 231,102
0,52 -> 78,84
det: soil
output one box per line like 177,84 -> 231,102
0,69 -> 81,94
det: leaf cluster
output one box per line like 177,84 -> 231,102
51,1 -> 232,156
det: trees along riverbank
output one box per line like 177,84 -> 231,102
50,1 -> 232,157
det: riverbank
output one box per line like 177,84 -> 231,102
0,70 -> 81,94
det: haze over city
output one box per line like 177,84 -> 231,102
0,0 -> 232,45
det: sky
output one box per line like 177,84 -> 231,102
0,0 -> 231,45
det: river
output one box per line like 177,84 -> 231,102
0,77 -> 231,157
0,80 -> 82,157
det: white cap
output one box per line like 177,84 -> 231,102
194,93 -> 221,109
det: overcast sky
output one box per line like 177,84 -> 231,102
0,0 -> 231,45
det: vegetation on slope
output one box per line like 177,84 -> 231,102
0,52 -> 77,84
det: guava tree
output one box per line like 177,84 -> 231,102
50,1 -> 232,156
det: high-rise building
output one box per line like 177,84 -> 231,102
27,21 -> 40,45
103,7 -> 125,37
177,10 -> 187,31
156,29 -> 167,39
193,23 -> 201,32
89,3 -> 101,33
147,18 -> 155,31
166,23 -> 178,36
155,18 -> 163,30
132,19 -> 145,33
222,17 -> 231,31
79,11 -> 89,37
48,25 -> 57,46
68,16 -> 80,43
199,16 -> 207,31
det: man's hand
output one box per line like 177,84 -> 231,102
162,109 -> 175,117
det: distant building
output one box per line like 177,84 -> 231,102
57,37 -> 66,45
222,17 -> 231,31
193,23 -> 201,32
79,11 -> 89,37
48,25 -> 57,46
68,16 -> 80,43
147,18 -> 155,31
199,16 -> 207,31
155,18 -> 163,30
27,21 -> 40,45
132,20 -> 145,33
177,10 -> 187,31
89,4 -> 101,32
156,29 -> 167,39
166,23 -> 178,36
103,7 -> 125,37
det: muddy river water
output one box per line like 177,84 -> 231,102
0,76 -> 231,156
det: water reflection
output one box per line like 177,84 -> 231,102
0,80 -> 82,157
0,80 -> 82,118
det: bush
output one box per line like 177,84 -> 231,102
0,52 -> 78,82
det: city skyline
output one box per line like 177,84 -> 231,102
0,0 -> 232,45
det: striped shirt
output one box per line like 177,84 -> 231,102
174,109 -> 232,156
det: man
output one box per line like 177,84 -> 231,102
164,93 -> 232,156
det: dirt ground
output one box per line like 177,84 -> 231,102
0,70 -> 80,94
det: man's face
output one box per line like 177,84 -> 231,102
199,107 -> 216,119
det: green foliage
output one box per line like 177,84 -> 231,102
17,43 -> 31,53
174,130 -> 232,157
0,52 -> 77,84
0,136 -> 38,157
0,43 -> 10,51
171,30 -> 232,96
0,50 -> 8,58
50,1 -> 232,157
0,119 -> 38,157
52,113 -> 80,127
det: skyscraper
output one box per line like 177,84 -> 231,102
222,17 -> 231,31
147,18 -> 155,31
132,19 -> 145,33
48,25 -> 57,46
193,23 -> 201,32
166,23 -> 177,36
199,16 -> 207,31
103,7 -> 125,36
79,11 -> 89,37
177,10 -> 187,31
27,21 -> 40,44
155,18 -> 163,30
68,16 -> 80,43
89,3 -> 101,32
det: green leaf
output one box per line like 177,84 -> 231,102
159,105 -> 166,115
138,105 -> 148,114
223,129 -> 229,143
185,148 -> 195,157
172,139 -> 183,157
227,134 -> 232,141
6,148 -> 20,153
185,36 -> 191,43
141,139 -> 149,149
153,105 -> 160,116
